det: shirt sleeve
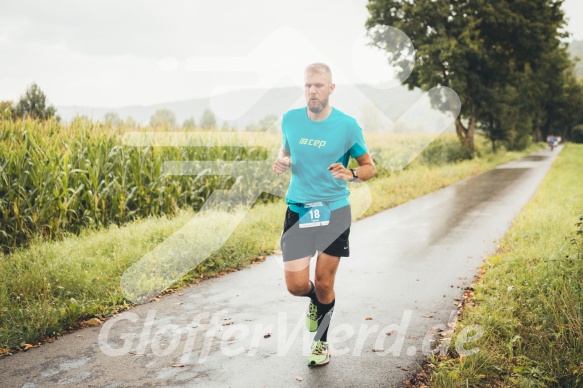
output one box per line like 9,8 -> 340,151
282,113 -> 290,152
282,133 -> 290,152
348,121 -> 367,158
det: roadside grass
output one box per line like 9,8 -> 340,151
0,203 -> 285,350
424,143 -> 583,387
0,138 -> 546,352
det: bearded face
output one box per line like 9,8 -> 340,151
304,71 -> 334,115
307,94 -> 329,114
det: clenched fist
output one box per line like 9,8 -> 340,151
273,156 -> 292,175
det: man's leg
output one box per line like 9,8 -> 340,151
313,252 -> 340,342
314,252 -> 340,303
283,257 -> 311,296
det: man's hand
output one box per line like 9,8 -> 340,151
273,155 -> 292,175
327,163 -> 353,181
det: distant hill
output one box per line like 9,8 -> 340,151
56,84 -> 424,130
570,40 -> 583,78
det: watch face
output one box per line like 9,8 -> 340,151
351,169 -> 358,178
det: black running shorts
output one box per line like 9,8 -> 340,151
280,205 -> 351,262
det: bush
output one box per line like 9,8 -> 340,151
571,124 -> 583,144
420,137 -> 473,165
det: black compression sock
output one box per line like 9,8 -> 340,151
302,280 -> 317,303
314,299 -> 335,342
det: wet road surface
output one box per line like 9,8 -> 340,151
0,147 -> 561,387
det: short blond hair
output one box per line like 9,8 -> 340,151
304,63 -> 333,83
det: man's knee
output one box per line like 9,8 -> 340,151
314,278 -> 333,295
286,282 -> 308,296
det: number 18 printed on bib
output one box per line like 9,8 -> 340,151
298,202 -> 331,228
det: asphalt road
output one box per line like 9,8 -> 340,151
0,146 -> 562,388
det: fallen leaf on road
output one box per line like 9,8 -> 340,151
264,333 -> 271,338
365,316 -> 373,320
421,315 -> 434,318
386,330 -> 393,336
295,375 -> 303,381
23,344 -> 34,350
83,318 -> 102,327
372,348 -> 384,352
172,364 -> 185,368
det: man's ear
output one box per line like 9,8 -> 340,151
329,83 -> 336,94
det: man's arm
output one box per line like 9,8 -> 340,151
328,152 -> 375,182
273,147 -> 292,175
351,152 -> 375,182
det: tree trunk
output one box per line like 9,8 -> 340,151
455,115 -> 476,155
533,127 -> 541,143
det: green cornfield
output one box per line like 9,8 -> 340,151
0,119 -> 284,252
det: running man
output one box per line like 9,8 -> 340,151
272,63 -> 375,366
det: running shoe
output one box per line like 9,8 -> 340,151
306,300 -> 319,332
308,340 -> 330,366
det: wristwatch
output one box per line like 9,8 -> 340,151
349,168 -> 358,182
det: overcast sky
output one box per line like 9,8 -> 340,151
1,0 -> 582,108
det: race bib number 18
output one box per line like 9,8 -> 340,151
299,202 -> 331,228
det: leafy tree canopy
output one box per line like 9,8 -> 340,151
199,109 -> 216,130
14,83 -> 58,121
366,0 -> 575,152
149,109 -> 177,128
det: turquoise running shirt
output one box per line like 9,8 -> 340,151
282,107 -> 368,212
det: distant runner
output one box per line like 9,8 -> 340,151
272,63 -> 376,366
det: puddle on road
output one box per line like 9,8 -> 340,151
40,356 -> 91,379
57,370 -> 92,385
519,155 -> 548,162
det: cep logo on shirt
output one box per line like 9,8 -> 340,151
299,138 -> 327,148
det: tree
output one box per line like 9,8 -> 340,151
14,83 -> 58,121
125,116 -> 139,129
149,109 -> 176,128
103,112 -> 123,127
0,101 -> 13,120
569,40 -> 583,78
220,121 -> 232,131
182,117 -> 197,130
199,108 -> 216,129
366,0 -> 568,154
572,124 -> 583,143
536,55 -> 583,141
